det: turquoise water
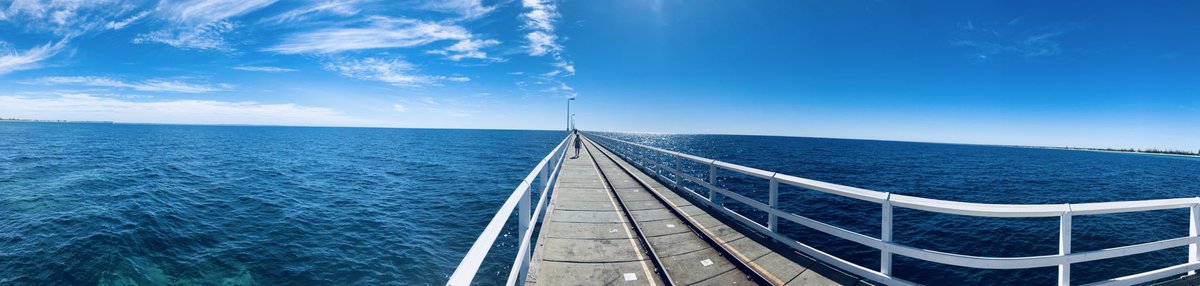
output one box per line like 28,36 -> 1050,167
0,123 -> 564,285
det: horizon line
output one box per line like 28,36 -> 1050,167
4,119 -> 1195,154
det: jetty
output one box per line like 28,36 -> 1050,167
447,132 -> 1200,285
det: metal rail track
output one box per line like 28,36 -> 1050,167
582,136 -> 677,285
582,136 -> 776,285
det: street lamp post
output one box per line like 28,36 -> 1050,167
566,97 -> 575,131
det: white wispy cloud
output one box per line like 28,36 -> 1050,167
521,0 -> 557,32
260,0 -> 362,24
520,0 -> 574,77
106,10 -> 149,30
521,0 -> 561,56
952,20 -> 1072,60
162,0 -> 278,24
266,16 -> 480,54
423,0 -> 496,20
1017,31 -> 1064,57
393,103 -> 407,112
27,76 -> 229,93
0,39 -> 69,75
136,0 -> 278,50
427,38 -> 501,61
0,93 -> 379,126
324,57 -> 468,87
0,0 -> 136,36
525,31 -> 561,57
552,58 -> 575,74
233,66 -> 298,73
134,21 -> 235,50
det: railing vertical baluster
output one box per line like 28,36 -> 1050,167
509,181 -> 528,286
674,155 -> 683,188
519,182 -> 532,285
708,163 -> 717,202
881,193 -> 892,276
1059,205 -> 1072,286
539,163 -> 548,190
769,175 -> 779,234
1191,202 -> 1199,275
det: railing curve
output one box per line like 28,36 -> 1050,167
446,134 -> 572,286
586,132 -> 1200,286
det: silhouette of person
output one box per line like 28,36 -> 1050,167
572,130 -> 582,158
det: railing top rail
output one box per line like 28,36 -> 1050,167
588,132 -> 1199,218
447,134 -> 572,285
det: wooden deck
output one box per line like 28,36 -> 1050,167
525,136 -> 872,285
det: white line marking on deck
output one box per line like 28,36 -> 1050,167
610,229 -> 618,233
666,224 -> 675,228
585,143 -> 657,286
624,273 -> 637,281
701,259 -> 713,267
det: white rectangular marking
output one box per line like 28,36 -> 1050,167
623,273 -> 637,281
610,229 -> 618,233
666,224 -> 676,228
700,259 -> 713,267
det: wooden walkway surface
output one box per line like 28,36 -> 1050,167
526,136 -> 872,285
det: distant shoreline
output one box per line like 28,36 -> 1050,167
0,118 -> 114,124
1025,146 -> 1200,158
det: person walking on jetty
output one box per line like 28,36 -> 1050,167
572,130 -> 582,159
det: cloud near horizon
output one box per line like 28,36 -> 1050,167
0,0 -> 576,128
324,57 -> 469,87
233,66 -> 297,73
25,76 -> 229,93
0,93 -> 379,127
265,16 -> 492,55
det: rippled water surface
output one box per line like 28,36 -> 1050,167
0,123 -> 564,285
5,123 -> 1198,285
595,132 -> 1200,285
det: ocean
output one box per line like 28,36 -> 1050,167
2,123 -> 1198,285
594,132 -> 1200,285
0,123 -> 563,285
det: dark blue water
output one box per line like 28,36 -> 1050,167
4,123 -> 1197,285
594,132 -> 1200,285
0,123 -> 564,285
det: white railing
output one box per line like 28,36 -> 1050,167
447,134 -> 572,286
587,133 -> 1200,286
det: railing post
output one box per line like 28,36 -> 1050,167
1191,202 -> 1199,275
768,175 -> 779,233
1059,205 -> 1072,286
707,162 -> 725,206
517,181 -> 532,285
881,193 -> 892,276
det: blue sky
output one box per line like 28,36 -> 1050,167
0,1 -> 1197,150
